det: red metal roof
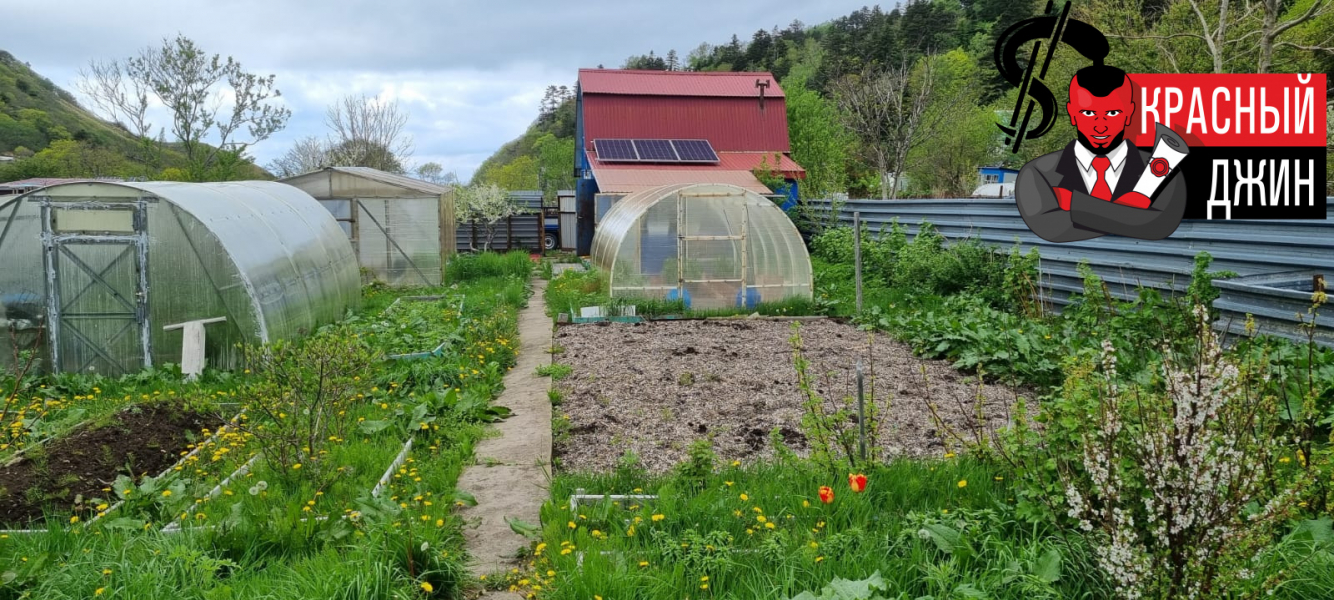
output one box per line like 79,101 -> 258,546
588,150 -> 805,179
578,69 -> 785,98
581,95 -> 790,152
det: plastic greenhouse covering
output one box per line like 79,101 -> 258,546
591,183 -> 812,310
0,181 -> 361,375
280,167 -> 455,287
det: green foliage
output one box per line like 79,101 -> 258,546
783,73 -> 851,199
540,460 -> 1115,599
0,50 -> 267,181
787,571 -> 893,600
444,250 -> 534,283
236,329 -> 379,486
536,363 -> 573,381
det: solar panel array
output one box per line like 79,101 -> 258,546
592,139 -> 720,164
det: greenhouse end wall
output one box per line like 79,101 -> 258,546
591,183 -> 812,310
0,181 -> 360,375
281,167 -> 456,287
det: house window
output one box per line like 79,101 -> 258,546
983,174 -> 1000,184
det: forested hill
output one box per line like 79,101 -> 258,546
0,50 -> 265,183
476,0 -> 1334,199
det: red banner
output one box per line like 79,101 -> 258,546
1126,74 -> 1326,148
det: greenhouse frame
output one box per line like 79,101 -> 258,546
280,167 -> 456,287
591,183 -> 812,310
0,181 -> 361,375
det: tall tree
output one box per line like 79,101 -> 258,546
415,162 -> 455,185
832,57 -> 962,200
267,136 -> 329,178
325,94 -> 413,173
78,35 -> 290,180
783,74 -> 851,198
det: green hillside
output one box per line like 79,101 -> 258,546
0,50 -> 266,182
470,85 -> 577,196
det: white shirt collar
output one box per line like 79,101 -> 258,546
1073,138 -> 1128,174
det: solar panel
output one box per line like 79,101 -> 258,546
671,139 -> 720,163
594,139 -> 638,161
594,138 -> 720,164
632,139 -> 679,161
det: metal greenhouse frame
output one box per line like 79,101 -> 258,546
0,181 -> 361,375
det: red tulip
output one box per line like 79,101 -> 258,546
818,486 -> 834,504
848,473 -> 868,493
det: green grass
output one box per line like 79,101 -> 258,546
514,460 -> 1108,600
445,250 -> 535,284
0,259 -> 531,599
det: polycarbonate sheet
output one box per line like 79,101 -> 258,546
356,196 -> 442,286
591,183 -> 812,310
0,181 -> 360,374
0,196 -> 48,371
145,181 -> 361,344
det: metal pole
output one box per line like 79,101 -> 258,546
856,359 -> 866,463
853,211 -> 863,313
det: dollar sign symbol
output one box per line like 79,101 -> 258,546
994,0 -> 1110,153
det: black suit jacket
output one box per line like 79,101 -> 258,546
1015,140 -> 1187,242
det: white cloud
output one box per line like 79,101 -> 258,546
6,0 -> 863,181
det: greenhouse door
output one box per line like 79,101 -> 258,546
41,200 -> 151,375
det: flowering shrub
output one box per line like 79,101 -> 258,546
1060,306 -> 1306,599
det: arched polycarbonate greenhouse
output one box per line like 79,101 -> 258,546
591,183 -> 812,310
0,181 -> 361,375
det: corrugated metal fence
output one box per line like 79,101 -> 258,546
805,198 -> 1334,346
456,191 -> 543,253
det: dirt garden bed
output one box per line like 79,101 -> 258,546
0,402 -> 222,525
552,318 -> 1030,473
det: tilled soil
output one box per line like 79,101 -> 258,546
0,403 -> 221,526
553,318 -> 1029,474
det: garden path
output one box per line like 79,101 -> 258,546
457,278 -> 553,584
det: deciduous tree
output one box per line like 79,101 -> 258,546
456,183 -> 529,251
77,35 -> 290,181
325,94 -> 413,173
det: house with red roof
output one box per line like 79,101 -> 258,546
573,68 -> 804,253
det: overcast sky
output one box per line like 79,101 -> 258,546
5,1 -> 864,181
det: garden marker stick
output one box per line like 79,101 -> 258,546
857,358 -> 866,463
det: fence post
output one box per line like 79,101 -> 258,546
507,216 -> 514,252
854,211 -> 862,313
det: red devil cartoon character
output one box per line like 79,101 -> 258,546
1015,64 -> 1190,242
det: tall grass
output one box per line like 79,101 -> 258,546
515,459 -> 1111,600
445,250 -> 534,283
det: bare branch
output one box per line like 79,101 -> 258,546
325,94 -> 414,173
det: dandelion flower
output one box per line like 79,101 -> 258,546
957,480 -> 967,489
70,515 -> 79,524
420,581 -> 434,592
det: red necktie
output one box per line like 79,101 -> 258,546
1090,156 -> 1112,200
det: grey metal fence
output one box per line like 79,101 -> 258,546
805,198 -> 1334,346
456,191 -> 543,253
